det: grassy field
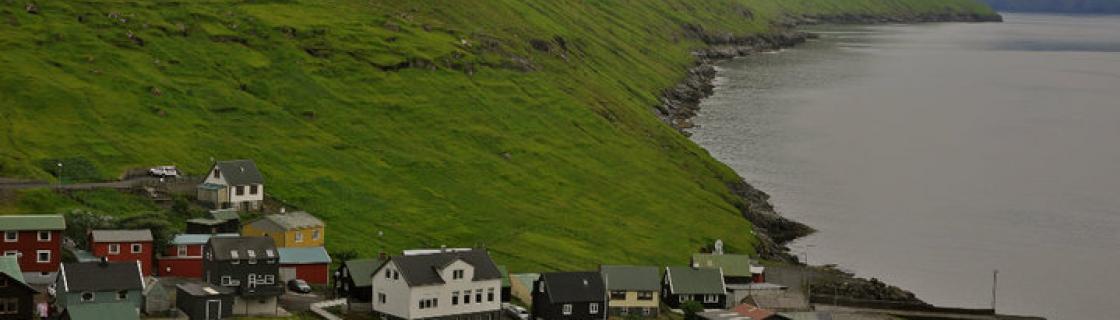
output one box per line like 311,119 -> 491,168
0,1 -> 995,272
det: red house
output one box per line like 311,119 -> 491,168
277,246 -> 331,284
156,233 -> 237,278
88,229 -> 154,276
0,215 -> 65,284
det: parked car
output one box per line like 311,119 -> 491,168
287,279 -> 312,294
148,165 -> 180,177
503,303 -> 529,320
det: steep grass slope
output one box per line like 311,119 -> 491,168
0,1 -> 995,271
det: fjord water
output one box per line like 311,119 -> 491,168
690,14 -> 1120,319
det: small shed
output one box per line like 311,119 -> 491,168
277,246 -> 331,284
176,281 -> 235,320
143,278 -> 173,315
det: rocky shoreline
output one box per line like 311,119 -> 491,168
656,11 -> 1003,301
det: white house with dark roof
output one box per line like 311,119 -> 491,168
197,160 -> 264,211
371,249 -> 503,320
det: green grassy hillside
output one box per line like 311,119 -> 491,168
0,1 -> 995,271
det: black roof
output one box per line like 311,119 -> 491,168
60,261 -> 143,292
214,160 -> 263,186
386,250 -> 502,287
206,236 -> 277,261
539,272 -> 606,303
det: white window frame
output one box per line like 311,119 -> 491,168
475,289 -> 482,304
131,243 -> 142,253
3,232 -> 16,242
312,229 -> 320,240
2,251 -> 18,257
294,232 -> 303,243
36,250 -> 50,263
108,244 -> 120,255
38,231 -> 50,242
590,303 -> 599,314
704,294 -> 719,303
562,304 -> 572,315
178,245 -> 188,256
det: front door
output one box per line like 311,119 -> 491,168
206,299 -> 222,319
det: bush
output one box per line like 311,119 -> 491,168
681,301 -> 704,320
38,157 -> 102,182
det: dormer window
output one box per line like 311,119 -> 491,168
452,269 -> 464,280
230,250 -> 239,259
265,249 -> 275,258
562,304 -> 572,315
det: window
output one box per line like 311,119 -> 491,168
312,229 -> 320,240
213,169 -> 221,179
610,290 -> 627,300
418,298 -> 438,309
177,245 -> 188,256
452,291 -> 460,305
247,250 -> 256,264
117,290 -> 128,300
378,293 -> 386,304
265,249 -> 275,258
562,304 -> 572,315
385,270 -> 391,279
2,251 -> 18,257
131,244 -> 142,253
81,292 -> 94,302
221,276 -> 234,286
250,185 -> 258,195
678,295 -> 687,303
589,303 -> 599,315
108,244 -> 120,255
4,231 -> 16,242
294,232 -> 303,243
475,289 -> 482,304
538,282 -> 545,293
487,288 -> 495,302
0,298 -> 16,314
36,250 -> 50,263
452,269 -> 464,280
235,186 -> 245,195
704,295 -> 719,303
38,231 -> 50,241
637,291 -> 654,300
393,270 -> 399,280
464,293 -> 471,304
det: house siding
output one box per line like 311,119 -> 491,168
531,281 -> 607,320
201,243 -> 282,316
0,230 -> 61,276
607,291 -> 659,317
371,260 -> 502,320
280,263 -> 329,284
175,287 -> 234,320
57,290 -> 143,311
90,241 -> 153,276
0,273 -> 35,320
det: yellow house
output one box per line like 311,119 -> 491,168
600,265 -> 661,318
242,211 -> 324,248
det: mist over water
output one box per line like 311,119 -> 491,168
690,14 -> 1120,320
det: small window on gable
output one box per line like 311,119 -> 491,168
81,292 -> 94,302
393,270 -> 399,280
117,290 -> 128,300
213,169 -> 221,179
452,269 -> 464,280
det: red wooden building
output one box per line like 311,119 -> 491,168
156,233 -> 237,278
277,247 -> 331,284
0,215 -> 65,284
88,229 -> 154,276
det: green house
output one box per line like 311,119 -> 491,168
61,301 -> 140,320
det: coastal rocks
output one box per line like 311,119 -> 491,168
790,12 -> 1003,25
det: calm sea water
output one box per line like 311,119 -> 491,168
690,14 -> 1120,320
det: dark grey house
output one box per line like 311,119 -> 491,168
176,281 -> 235,320
0,256 -> 37,320
334,258 -> 384,302
662,266 -> 727,310
202,236 -> 281,316
531,272 -> 607,320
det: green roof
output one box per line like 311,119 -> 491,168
210,210 -> 240,221
0,256 -> 25,283
601,265 -> 660,291
666,266 -> 725,294
0,214 -> 65,231
497,265 -> 510,287
278,247 -> 331,264
345,258 -> 386,287
63,301 -> 140,320
692,253 -> 753,277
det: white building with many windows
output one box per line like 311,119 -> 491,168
371,249 -> 503,320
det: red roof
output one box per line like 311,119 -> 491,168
731,303 -> 777,320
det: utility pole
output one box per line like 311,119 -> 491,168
992,269 -> 999,311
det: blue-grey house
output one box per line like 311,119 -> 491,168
55,260 -> 145,312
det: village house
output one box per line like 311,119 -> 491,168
601,265 -> 660,318
532,272 -> 607,320
175,280 -> 235,320
197,160 -> 265,211
509,273 -> 540,305
241,211 -> 324,248
60,301 -> 140,320
0,214 -> 64,284
88,229 -> 154,276
692,253 -> 766,286
334,257 -> 386,303
371,249 -> 503,320
186,210 -> 241,235
0,256 -> 37,320
54,261 -> 145,311
157,233 -> 238,278
662,266 -> 727,310
202,236 -> 283,316
277,246 -> 331,284
497,265 -> 511,303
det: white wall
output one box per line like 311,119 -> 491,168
372,259 -> 502,319
372,261 -> 413,319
